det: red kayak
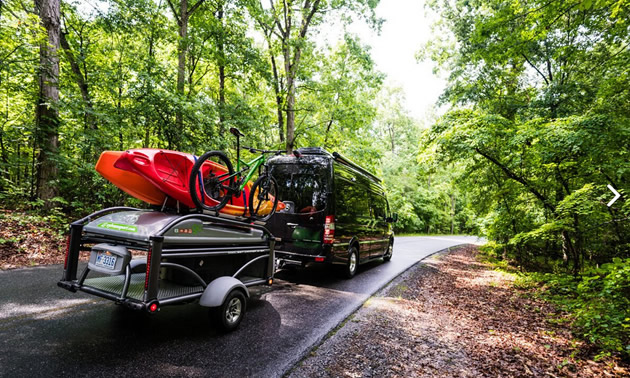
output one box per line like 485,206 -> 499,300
95,151 -> 168,206
113,149 -> 275,216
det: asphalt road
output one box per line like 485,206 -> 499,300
0,235 -> 483,377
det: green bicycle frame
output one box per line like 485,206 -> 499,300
234,154 -> 266,191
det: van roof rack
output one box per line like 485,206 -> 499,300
293,147 -> 382,183
332,152 -> 382,183
296,147 -> 330,156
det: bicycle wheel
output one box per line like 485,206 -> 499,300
248,175 -> 279,221
189,151 -> 234,211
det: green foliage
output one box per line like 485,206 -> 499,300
292,35 -> 383,152
0,208 -> 67,236
0,0 -> 390,216
574,259 -> 630,358
423,0 -> 630,272
518,259 -> 630,360
375,88 -> 479,234
424,0 -> 630,358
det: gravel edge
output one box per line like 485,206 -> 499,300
283,246 -> 459,377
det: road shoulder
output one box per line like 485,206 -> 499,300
288,246 -> 628,377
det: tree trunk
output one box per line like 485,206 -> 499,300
561,230 -> 579,276
167,0 -> 205,147
216,1 -> 226,134
269,48 -> 284,142
389,123 -> 395,153
283,0 -> 321,153
117,82 -> 123,150
323,116 -> 334,148
16,142 -> 21,186
0,125 -> 6,190
35,0 -> 60,209
60,32 -> 95,131
285,78 -> 296,153
175,0 -> 188,138
143,20 -> 157,148
0,74 -> 6,179
0,124 -> 7,165
30,146 -> 36,198
450,193 -> 456,234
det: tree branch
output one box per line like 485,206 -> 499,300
2,0 -> 21,19
166,0 -> 181,24
298,0 -> 320,39
0,44 -> 22,66
267,0 -> 286,36
288,0 -> 320,78
474,147 -> 556,212
508,0 -> 559,22
521,53 -> 549,85
188,0 -> 205,15
282,0 -> 289,36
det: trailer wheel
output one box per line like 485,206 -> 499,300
211,289 -> 247,332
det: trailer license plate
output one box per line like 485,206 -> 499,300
95,252 -> 117,270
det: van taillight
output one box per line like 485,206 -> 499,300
324,216 -> 335,244
63,235 -> 71,269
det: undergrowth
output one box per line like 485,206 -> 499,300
478,245 -> 630,361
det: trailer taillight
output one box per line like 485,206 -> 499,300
145,247 -> 152,290
149,302 -> 158,312
323,216 -> 335,244
63,234 -> 71,269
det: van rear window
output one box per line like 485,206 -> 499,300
270,163 -> 330,213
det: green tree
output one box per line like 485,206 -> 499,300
34,0 -> 61,209
0,1 -> 42,199
246,0 -> 381,153
297,35 -> 383,152
423,0 -> 630,272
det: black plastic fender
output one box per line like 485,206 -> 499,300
129,258 -> 147,273
199,276 -> 249,307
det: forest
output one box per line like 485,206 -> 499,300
0,0 -> 628,359
420,0 -> 629,358
1,0 -> 464,233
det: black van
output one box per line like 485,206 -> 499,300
266,147 -> 396,278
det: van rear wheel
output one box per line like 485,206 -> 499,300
383,239 -> 393,262
343,247 -> 359,279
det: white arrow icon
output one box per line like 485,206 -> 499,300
607,184 -> 620,207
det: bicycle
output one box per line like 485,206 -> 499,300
188,127 -> 284,221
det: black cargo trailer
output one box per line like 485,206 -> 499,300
58,207 -> 276,331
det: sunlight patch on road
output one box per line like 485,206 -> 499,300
422,236 -> 486,245
0,298 -> 97,320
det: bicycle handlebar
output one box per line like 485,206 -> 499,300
242,146 -> 285,155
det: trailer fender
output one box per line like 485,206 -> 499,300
129,258 -> 147,273
199,276 -> 249,308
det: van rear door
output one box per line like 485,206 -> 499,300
266,160 -> 331,256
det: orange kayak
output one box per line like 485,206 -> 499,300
111,149 -> 283,216
95,151 -> 167,206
